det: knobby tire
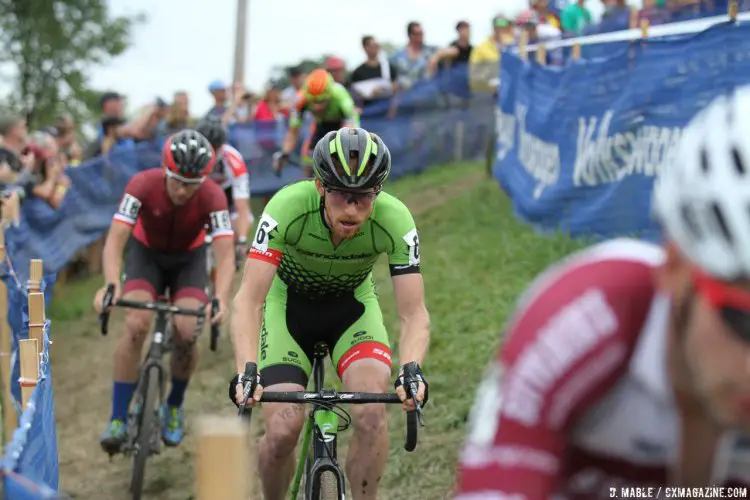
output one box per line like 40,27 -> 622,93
130,367 -> 160,500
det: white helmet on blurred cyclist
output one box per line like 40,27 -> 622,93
652,86 -> 750,280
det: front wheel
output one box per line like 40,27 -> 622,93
130,367 -> 160,500
312,468 -> 342,500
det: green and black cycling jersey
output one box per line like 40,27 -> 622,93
248,180 -> 420,386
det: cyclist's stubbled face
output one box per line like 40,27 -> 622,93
316,179 -> 376,241
659,242 -> 750,429
165,175 -> 201,206
310,100 -> 328,114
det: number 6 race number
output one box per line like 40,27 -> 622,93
252,213 -> 278,252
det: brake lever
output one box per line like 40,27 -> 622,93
99,283 -> 116,336
238,361 -> 258,420
407,381 -> 426,427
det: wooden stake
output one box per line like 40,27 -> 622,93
18,339 -> 39,409
519,30 -> 529,61
28,292 -> 45,356
0,228 -> 15,442
730,0 -> 739,20
27,259 -> 43,293
195,415 -> 250,500
571,43 -> 581,60
535,43 -> 547,65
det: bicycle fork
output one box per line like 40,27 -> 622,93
290,409 -> 345,500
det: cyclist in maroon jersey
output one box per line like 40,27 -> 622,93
93,130 -> 236,452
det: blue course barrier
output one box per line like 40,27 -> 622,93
494,21 -> 750,241
1,318 -> 60,498
0,64 -> 490,498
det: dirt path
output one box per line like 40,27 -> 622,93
52,173 -> 483,499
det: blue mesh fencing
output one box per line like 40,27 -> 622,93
494,21 -> 750,241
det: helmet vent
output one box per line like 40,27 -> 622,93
711,202 -> 733,244
700,148 -> 710,174
680,203 -> 702,240
732,147 -> 746,175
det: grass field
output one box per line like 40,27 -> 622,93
49,162 -> 589,499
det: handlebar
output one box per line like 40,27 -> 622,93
99,284 -> 220,352
258,390 -> 420,452
237,359 -> 421,453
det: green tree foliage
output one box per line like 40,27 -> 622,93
0,0 -> 144,129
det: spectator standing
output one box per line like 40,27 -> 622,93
0,115 -> 40,195
85,115 -> 130,159
560,0 -> 593,34
428,20 -> 474,76
325,57 -> 350,90
599,0 -> 633,31
50,114 -> 82,166
166,90 -> 193,133
25,131 -> 70,209
350,35 -> 399,111
254,86 -> 283,121
519,0 -> 562,29
0,115 -> 29,171
470,15 -> 515,93
98,91 -> 160,143
206,80 -> 229,118
390,21 -> 438,90
234,92 -> 258,124
280,66 -> 306,112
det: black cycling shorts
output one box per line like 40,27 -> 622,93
122,238 -> 208,303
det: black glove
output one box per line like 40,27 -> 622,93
273,151 -> 289,177
228,362 -> 261,408
394,361 -> 429,406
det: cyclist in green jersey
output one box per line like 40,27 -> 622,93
274,68 -> 360,178
230,127 -> 430,500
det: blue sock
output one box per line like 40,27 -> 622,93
166,378 -> 189,408
111,381 -> 137,422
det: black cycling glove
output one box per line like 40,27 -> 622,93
228,362 -> 261,408
394,361 -> 429,406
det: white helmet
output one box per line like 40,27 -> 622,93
652,86 -> 750,280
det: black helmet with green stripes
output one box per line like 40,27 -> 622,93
312,127 -> 391,190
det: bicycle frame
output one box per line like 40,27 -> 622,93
237,347 -> 422,500
289,344 -> 345,499
124,310 -> 172,456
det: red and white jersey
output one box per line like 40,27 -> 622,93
209,144 -> 250,200
456,238 -> 750,499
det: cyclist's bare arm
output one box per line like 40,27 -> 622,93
211,235 -> 235,305
281,125 -> 301,154
234,198 -> 253,239
102,221 -> 132,290
392,273 -> 430,366
231,257 -> 277,373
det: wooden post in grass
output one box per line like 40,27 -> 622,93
0,228 -> 15,441
195,415 -> 250,500
18,339 -> 38,408
28,260 -> 45,356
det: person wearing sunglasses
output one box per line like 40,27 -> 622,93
231,127 -> 430,499
274,68 -> 359,178
456,89 -> 750,498
94,129 -> 236,453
